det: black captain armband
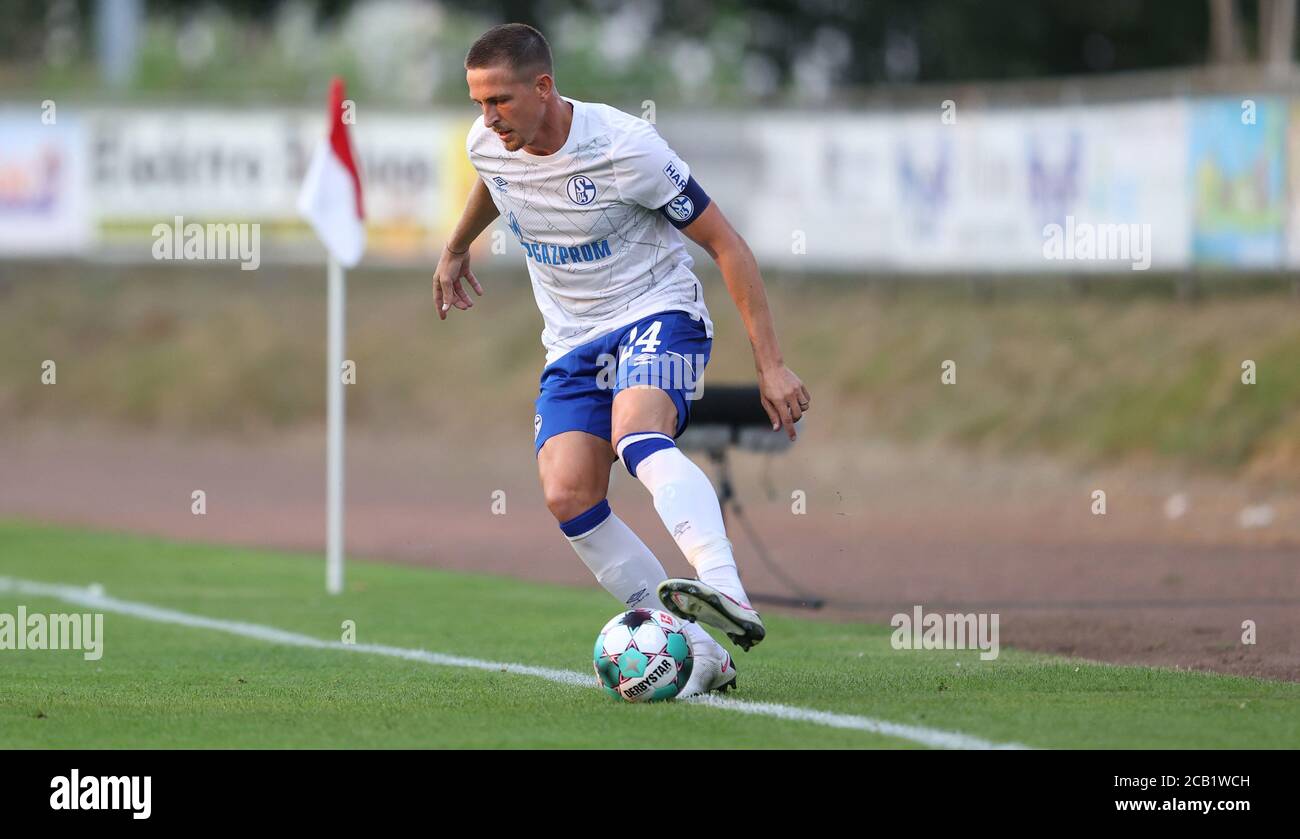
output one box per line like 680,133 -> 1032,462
658,176 -> 711,229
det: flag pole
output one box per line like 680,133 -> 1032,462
326,256 -> 346,595
298,74 -> 362,596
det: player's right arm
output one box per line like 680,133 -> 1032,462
434,177 -> 499,320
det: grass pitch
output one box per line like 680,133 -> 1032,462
1,522 -> 1297,749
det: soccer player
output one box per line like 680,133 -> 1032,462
435,23 -> 810,697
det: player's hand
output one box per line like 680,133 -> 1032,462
758,364 -> 809,441
433,245 -> 484,320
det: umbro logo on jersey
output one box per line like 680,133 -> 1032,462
492,176 -> 509,192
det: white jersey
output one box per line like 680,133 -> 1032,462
467,97 -> 713,363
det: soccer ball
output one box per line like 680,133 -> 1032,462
593,608 -> 694,702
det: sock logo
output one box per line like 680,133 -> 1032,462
672,521 -> 691,539
624,588 -> 647,606
50,770 -> 152,819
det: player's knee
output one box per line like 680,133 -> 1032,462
611,389 -> 677,442
544,480 -> 604,523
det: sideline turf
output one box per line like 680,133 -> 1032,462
1,522 -> 1296,749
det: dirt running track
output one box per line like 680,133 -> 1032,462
1,425 -> 1296,681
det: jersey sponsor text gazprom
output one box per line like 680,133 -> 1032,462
520,238 -> 612,265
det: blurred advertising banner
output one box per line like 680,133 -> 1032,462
0,110 -> 90,255
737,100 -> 1189,272
84,108 -> 471,264
0,98 -> 1294,273
1187,98 -> 1287,268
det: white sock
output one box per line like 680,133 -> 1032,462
618,437 -> 753,609
562,501 -> 666,610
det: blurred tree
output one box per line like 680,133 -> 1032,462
1260,0 -> 1297,75
0,0 -> 1289,101
1210,0 -> 1247,64
438,0 -> 1221,94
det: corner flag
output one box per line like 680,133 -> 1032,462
297,77 -> 365,595
298,77 -> 366,267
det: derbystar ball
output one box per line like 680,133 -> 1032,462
593,608 -> 694,702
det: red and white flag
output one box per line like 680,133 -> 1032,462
297,77 -> 366,268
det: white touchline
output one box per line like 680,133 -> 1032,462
0,576 -> 1030,750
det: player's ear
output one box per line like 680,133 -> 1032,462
534,72 -> 554,99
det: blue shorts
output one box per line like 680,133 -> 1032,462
534,310 -> 712,455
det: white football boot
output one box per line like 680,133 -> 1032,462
657,579 -> 767,651
676,622 -> 737,699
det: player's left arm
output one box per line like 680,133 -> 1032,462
681,201 -> 810,440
